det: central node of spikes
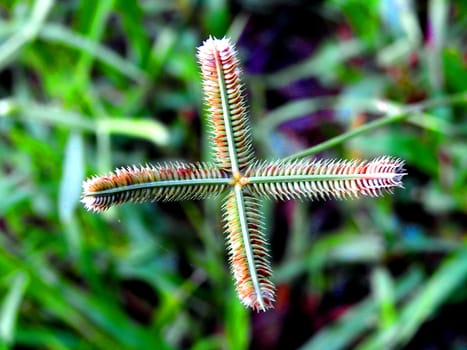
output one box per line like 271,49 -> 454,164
231,172 -> 250,188
81,36 -> 406,312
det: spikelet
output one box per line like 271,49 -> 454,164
197,37 -> 254,172
222,190 -> 275,312
82,162 -> 228,212
244,157 -> 406,201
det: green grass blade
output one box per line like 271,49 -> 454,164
358,249 -> 467,349
39,24 -> 148,83
0,273 -> 28,346
260,96 -> 402,132
74,0 -> 115,89
98,118 -> 170,147
59,132 -> 85,224
299,268 -> 423,350
224,288 -> 249,350
283,93 -> 467,160
0,0 -> 54,70
264,39 -> 366,88
0,99 -> 171,147
371,268 -> 398,331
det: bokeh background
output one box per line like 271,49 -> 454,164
1,0 -> 466,349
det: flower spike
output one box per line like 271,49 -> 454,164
223,190 -> 275,311
82,36 -> 406,312
82,162 -> 229,212
197,37 -> 254,173
244,157 -> 406,201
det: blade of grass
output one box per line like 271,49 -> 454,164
299,268 -> 423,350
224,287 -> 249,350
371,268 -> 397,331
264,39 -> 367,88
0,0 -> 54,70
0,247 -> 167,349
0,272 -> 28,346
283,93 -> 467,160
226,13 -> 250,44
260,96 -> 402,132
40,24 -> 148,83
275,232 -> 384,285
0,21 -> 148,82
58,132 -> 85,264
114,0 -> 151,67
59,132 -> 85,225
377,0 -> 422,66
260,96 -> 456,156
16,327 -> 80,350
358,248 -> 467,350
74,0 -> 115,89
0,99 -> 171,147
201,0 -> 229,37
427,0 -> 448,92
98,118 -> 170,146
122,27 -> 178,114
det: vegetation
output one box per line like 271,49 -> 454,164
1,1 -> 466,349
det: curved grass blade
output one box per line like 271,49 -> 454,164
0,273 -> 28,346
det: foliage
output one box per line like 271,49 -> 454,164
0,0 -> 466,349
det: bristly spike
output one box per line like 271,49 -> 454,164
243,157 -> 406,201
81,162 -> 229,212
197,37 -> 254,173
222,189 -> 275,311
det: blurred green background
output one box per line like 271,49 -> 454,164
1,0 -> 466,349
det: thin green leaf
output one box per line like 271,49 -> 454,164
59,132 -> 85,224
39,24 -> 148,83
98,118 -> 170,147
264,39 -> 366,87
0,0 -> 54,70
371,268 -> 397,331
224,287 -> 249,350
16,327 -> 80,350
358,249 -> 467,350
427,0 -> 448,91
74,0 -> 115,89
260,96 -> 402,132
283,93 -> 467,160
0,272 -> 29,346
299,268 -> 423,350
0,99 -> 171,147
